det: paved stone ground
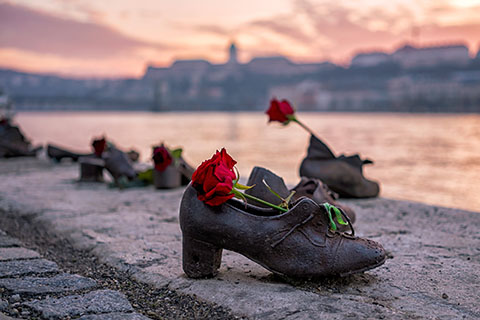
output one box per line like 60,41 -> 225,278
0,158 -> 479,319
0,227 -> 150,319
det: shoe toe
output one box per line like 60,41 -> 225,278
338,238 -> 386,275
361,179 -> 380,198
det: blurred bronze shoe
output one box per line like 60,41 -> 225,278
47,144 -> 87,162
177,156 -> 195,185
292,177 -> 356,224
152,157 -> 194,189
153,165 -> 181,189
245,166 -> 356,225
78,156 -> 105,182
103,147 -> 136,184
126,149 -> 140,162
299,135 -> 379,198
180,184 -> 386,279
0,119 -> 41,158
152,144 -> 194,189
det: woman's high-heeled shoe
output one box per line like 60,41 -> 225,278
180,184 -> 386,279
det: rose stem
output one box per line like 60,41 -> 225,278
292,118 -> 317,137
236,190 -> 288,213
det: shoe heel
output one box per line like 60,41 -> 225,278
182,236 -> 222,278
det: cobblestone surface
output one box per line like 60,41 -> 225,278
25,290 -> 133,318
0,235 -> 21,248
0,312 -> 17,319
1,158 -> 480,319
0,215 -> 149,319
0,274 -> 97,295
0,259 -> 59,278
0,299 -> 7,311
78,312 -> 152,320
0,248 -> 40,261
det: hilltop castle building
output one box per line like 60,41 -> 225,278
143,42 -> 332,81
351,43 -> 471,68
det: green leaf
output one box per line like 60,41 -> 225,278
137,168 -> 154,183
170,148 -> 183,159
235,182 -> 255,190
333,206 -> 348,225
323,203 -> 338,231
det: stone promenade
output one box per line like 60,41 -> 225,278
0,228 -> 150,319
0,158 -> 479,319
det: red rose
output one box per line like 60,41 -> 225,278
92,137 -> 106,157
266,98 -> 295,123
192,148 -> 237,206
152,145 -> 173,172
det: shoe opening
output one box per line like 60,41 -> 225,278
227,198 -> 281,217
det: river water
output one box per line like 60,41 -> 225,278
14,111 -> 480,213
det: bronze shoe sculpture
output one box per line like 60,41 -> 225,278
291,177 -> 356,224
103,146 -> 137,185
177,156 -> 195,185
47,144 -> 87,162
245,166 -> 356,227
152,145 -> 195,189
300,134 -> 379,198
78,156 -> 105,182
180,184 -> 386,279
0,118 -> 41,158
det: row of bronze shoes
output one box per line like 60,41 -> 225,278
0,118 -> 194,188
2,117 -> 385,279
47,138 -> 194,190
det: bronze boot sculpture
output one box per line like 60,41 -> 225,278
300,135 -> 380,198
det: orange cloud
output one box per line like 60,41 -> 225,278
0,48 -> 146,78
1,0 -> 479,76
0,2 -> 169,59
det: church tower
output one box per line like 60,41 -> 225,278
228,42 -> 238,64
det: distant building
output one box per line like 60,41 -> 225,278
144,42 -> 333,80
351,52 -> 391,67
246,56 -> 295,75
228,42 -> 238,65
143,66 -> 168,81
392,44 -> 470,68
169,60 -> 211,77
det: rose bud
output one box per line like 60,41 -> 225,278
266,98 -> 295,124
152,145 -> 173,172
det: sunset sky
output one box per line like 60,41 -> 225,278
1,0 -> 479,78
